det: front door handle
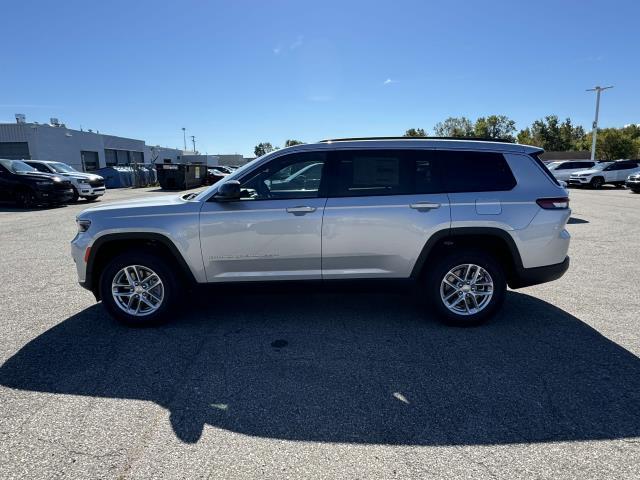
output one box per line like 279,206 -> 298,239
410,202 -> 441,210
286,206 -> 317,214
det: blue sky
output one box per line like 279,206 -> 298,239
1,0 -> 638,156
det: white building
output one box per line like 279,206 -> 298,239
0,116 -> 184,172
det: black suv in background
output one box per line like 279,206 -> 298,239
0,159 -> 74,207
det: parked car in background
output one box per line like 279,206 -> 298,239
24,160 -> 105,202
567,160 -> 640,189
546,160 -> 596,181
204,168 -> 228,185
0,159 -> 74,207
213,166 -> 234,174
72,138 -> 571,327
626,172 -> 640,193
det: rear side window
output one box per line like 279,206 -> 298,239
438,150 -> 517,192
529,152 -> 560,186
330,150 -> 413,196
328,150 -> 445,197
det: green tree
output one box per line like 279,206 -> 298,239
474,115 -> 516,142
577,129 -> 638,160
403,128 -> 427,137
254,142 -> 275,157
517,116 -> 584,151
284,139 -> 305,147
433,117 -> 473,137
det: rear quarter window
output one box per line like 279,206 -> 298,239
438,150 -> 517,192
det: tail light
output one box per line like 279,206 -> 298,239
536,197 -> 569,210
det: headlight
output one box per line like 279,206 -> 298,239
76,219 -> 91,233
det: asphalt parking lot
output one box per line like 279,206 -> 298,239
1,186 -> 639,479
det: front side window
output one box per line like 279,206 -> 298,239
239,152 -> 326,200
438,150 -> 516,192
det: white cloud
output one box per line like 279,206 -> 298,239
273,46 -> 282,55
290,35 -> 303,50
383,78 -> 396,85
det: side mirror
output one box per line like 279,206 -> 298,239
215,180 -> 241,201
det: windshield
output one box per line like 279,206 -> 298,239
49,162 -> 78,173
0,159 -> 38,174
591,163 -> 610,171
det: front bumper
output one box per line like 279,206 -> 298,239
34,188 -> 74,204
78,185 -> 106,198
70,232 -> 91,286
567,177 -> 590,185
625,179 -> 640,190
509,256 -> 570,289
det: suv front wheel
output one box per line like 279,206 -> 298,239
426,251 -> 506,326
99,251 -> 178,326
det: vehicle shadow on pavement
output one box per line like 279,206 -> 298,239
1,290 -> 639,446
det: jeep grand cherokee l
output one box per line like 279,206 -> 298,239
71,138 -> 571,327
0,159 -> 74,207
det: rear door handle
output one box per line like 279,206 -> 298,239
410,202 -> 441,210
286,206 -> 317,214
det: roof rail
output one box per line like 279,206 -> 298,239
318,136 -> 515,143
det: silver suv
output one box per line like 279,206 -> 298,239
71,138 -> 571,326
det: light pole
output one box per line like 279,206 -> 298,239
182,127 -> 187,151
586,85 -> 613,161
191,135 -> 196,153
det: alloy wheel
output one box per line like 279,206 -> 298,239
440,264 -> 494,316
111,265 -> 164,316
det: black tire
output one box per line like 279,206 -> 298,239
71,187 -> 80,202
15,189 -> 36,208
99,250 -> 178,326
425,250 -> 506,327
590,177 -> 604,189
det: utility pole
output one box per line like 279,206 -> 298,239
191,135 -> 196,153
586,85 -> 613,161
182,127 -> 187,151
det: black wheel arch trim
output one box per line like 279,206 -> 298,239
84,232 -> 197,295
410,226 -> 567,288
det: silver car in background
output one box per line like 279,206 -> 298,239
546,160 -> 596,181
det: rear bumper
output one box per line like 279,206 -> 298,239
509,256 -> 570,289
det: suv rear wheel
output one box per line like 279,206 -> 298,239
426,251 -> 506,326
99,251 -> 178,326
